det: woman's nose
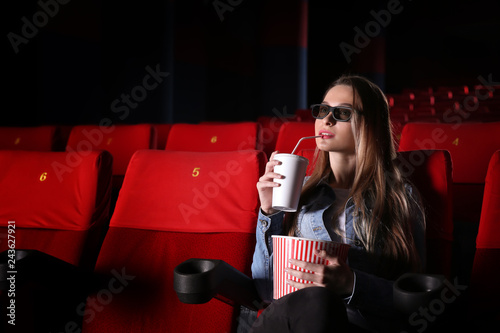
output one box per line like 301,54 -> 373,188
323,111 -> 336,126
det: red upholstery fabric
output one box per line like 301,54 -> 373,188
0,150 -> 112,269
111,150 -> 266,233
295,109 -> 315,122
85,230 -> 255,333
398,122 -> 500,183
83,150 -> 266,333
66,124 -> 156,188
274,122 -> 317,154
398,122 -> 500,224
469,151 -> 500,320
468,249 -> 500,321
165,122 -> 263,152
257,116 -> 298,157
297,148 -> 317,176
397,150 -> 454,277
0,126 -> 58,151
152,123 -> 172,149
476,150 -> 500,248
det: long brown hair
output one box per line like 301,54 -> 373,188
284,75 -> 424,277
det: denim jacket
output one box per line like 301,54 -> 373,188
251,178 -> 425,328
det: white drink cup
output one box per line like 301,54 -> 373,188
272,153 -> 309,212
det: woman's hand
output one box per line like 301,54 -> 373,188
285,249 -> 354,296
256,151 -> 282,215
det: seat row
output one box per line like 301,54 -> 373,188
387,84 -> 500,125
0,147 -> 498,331
2,121 -> 500,222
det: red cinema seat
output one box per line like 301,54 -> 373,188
165,122 -> 263,152
295,108 -> 315,122
396,150 -> 454,277
66,124 -> 157,189
469,150 -> 500,324
275,122 -> 317,154
0,126 -> 60,151
398,122 -> 500,282
398,122 -> 500,225
297,148 -> 317,176
83,149 -> 266,333
0,150 -> 112,271
257,116 -> 298,157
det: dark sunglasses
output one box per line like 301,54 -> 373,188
310,104 -> 354,122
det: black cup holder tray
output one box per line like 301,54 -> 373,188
394,273 -> 446,314
173,258 -> 264,311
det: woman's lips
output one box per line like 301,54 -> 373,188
319,131 -> 334,139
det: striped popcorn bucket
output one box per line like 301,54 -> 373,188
272,235 -> 350,299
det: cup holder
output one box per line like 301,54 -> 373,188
394,273 -> 445,314
173,258 -> 263,310
175,259 -> 217,275
173,259 -> 221,304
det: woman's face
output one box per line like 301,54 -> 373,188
314,84 -> 356,154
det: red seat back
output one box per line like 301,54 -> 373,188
0,126 -> 59,151
398,122 -> 500,224
397,150 -> 454,277
66,124 -> 156,188
295,109 -> 315,122
0,150 -> 112,270
275,122 -> 316,154
166,122 -> 263,152
83,149 -> 266,333
469,150 -> 500,320
257,116 -> 298,157
297,148 -> 317,176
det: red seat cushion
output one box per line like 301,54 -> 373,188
86,230 -> 255,333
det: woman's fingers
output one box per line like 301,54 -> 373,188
286,255 -> 354,295
286,277 -> 317,290
286,267 -> 323,286
264,159 -> 282,175
259,172 -> 283,182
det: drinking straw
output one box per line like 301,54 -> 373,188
291,136 -> 321,154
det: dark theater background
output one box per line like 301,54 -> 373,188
1,0 -> 500,332
3,0 -> 499,125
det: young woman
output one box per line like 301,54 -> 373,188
250,75 -> 426,332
